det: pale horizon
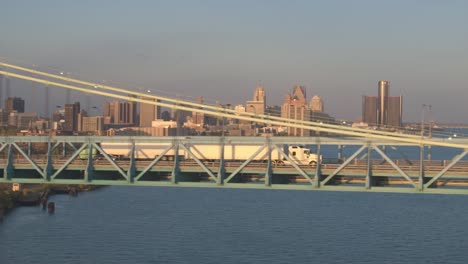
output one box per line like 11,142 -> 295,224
1,0 -> 467,123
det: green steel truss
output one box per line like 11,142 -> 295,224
1,136 -> 468,195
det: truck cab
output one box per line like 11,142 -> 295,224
285,145 -> 320,166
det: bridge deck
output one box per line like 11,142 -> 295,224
1,136 -> 468,195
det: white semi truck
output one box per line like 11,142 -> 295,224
100,143 -> 320,165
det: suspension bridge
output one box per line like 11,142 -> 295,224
0,61 -> 468,194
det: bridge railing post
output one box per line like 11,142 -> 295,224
314,138 -> 321,188
171,140 -> 180,184
265,137 -> 272,187
419,145 -> 425,191
127,140 -> 136,183
84,143 -> 94,182
217,137 -> 225,186
4,143 -> 14,180
365,143 -> 372,189
44,140 -> 53,181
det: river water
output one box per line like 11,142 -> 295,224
2,129 -> 468,263
1,186 -> 468,264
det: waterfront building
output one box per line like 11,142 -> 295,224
0,109 -> 8,126
378,80 -> 389,126
362,96 -> 378,126
160,111 -> 171,121
246,86 -> 266,115
192,96 -> 205,126
8,112 -> 38,130
281,86 -> 310,136
362,81 -> 402,128
81,116 -> 104,134
63,102 -> 80,132
292,86 -> 307,105
139,97 -> 161,127
265,105 -> 281,117
387,96 -> 403,128
5,97 -> 25,113
310,95 -> 324,112
104,100 -> 137,125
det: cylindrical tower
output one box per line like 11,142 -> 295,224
378,80 -> 389,127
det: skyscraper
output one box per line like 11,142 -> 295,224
192,96 -> 205,125
5,97 -> 25,113
253,86 -> 266,102
362,96 -> 378,126
63,102 -> 80,132
310,95 -> 324,112
281,86 -> 310,136
139,97 -> 160,127
5,77 -> 11,99
378,80 -> 389,126
246,85 -> 266,115
387,96 -> 403,128
104,100 -> 137,125
291,85 -> 306,105
362,81 -> 402,128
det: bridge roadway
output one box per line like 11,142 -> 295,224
3,157 -> 468,190
1,136 -> 468,195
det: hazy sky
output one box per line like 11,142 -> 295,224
1,0 -> 467,122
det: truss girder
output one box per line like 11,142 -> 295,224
224,145 -> 267,183
321,145 -> 368,186
425,150 -> 468,188
273,145 -> 314,185
365,144 -> 373,189
134,144 -> 174,181
3,144 -> 14,180
1,136 -> 468,195
372,145 -> 416,187
51,143 -> 88,180
0,143 -> 8,154
314,143 -> 321,188
92,143 -> 128,180
84,143 -> 94,182
179,143 -> 217,181
12,142 -> 45,179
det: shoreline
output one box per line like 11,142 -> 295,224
0,184 -> 102,221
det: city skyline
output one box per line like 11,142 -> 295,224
0,77 -> 457,126
0,1 -> 467,122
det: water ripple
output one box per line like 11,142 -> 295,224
1,187 -> 468,264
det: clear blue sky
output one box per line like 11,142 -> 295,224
1,0 -> 467,122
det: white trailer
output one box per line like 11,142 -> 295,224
100,143 -> 320,165
100,142 -> 180,160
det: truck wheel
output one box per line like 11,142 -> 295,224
309,161 -> 317,166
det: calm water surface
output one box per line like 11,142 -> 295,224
1,186 -> 468,264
